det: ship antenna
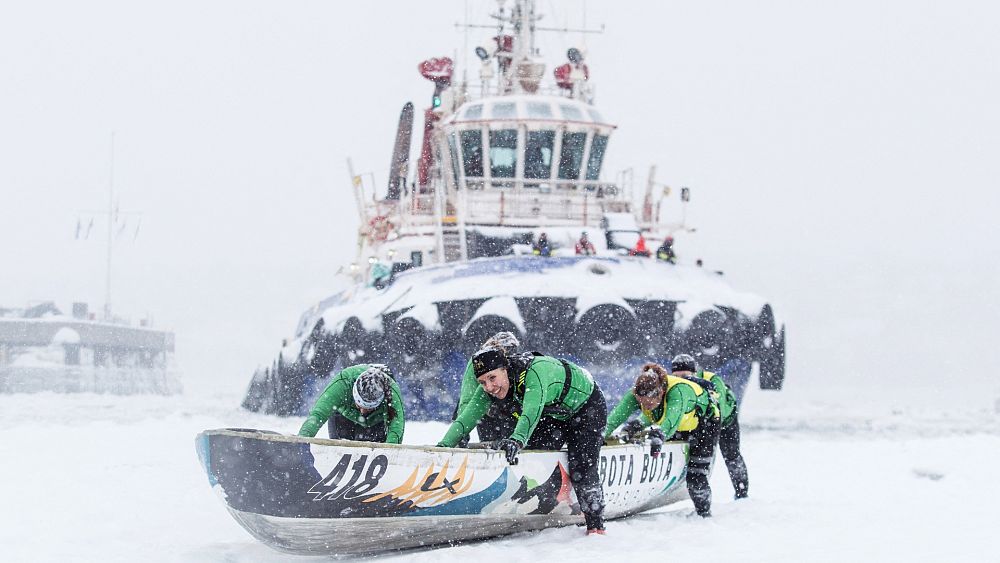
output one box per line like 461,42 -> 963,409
104,131 -> 115,321
75,132 -> 141,321
462,0 -> 469,84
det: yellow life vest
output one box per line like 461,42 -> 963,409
642,376 -> 706,432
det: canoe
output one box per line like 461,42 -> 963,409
196,428 -> 690,556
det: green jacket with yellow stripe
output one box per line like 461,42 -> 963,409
693,370 -> 738,426
605,374 -> 714,439
297,364 -> 406,443
438,354 -> 595,447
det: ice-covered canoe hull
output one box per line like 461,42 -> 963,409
196,428 -> 690,556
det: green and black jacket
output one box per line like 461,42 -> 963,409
297,364 -> 405,443
439,353 -> 595,447
456,359 -> 478,416
686,370 -> 738,426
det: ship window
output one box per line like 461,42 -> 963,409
489,129 -> 518,178
587,108 -> 604,123
560,104 -> 583,121
557,131 -> 587,180
460,130 -> 484,177
464,104 -> 483,120
585,134 -> 608,181
527,102 -> 553,118
524,130 -> 555,179
448,133 -> 462,186
492,103 -> 517,119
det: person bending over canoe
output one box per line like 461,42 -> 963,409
437,348 -> 608,535
670,353 -> 749,499
605,362 -> 720,517
298,364 -> 404,444
450,331 -> 522,446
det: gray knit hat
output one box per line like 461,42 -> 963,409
353,364 -> 391,410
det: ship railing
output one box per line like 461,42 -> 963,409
460,183 -> 623,226
463,82 -> 582,101
394,180 -> 625,225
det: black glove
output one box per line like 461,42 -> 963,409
647,427 -> 666,458
621,419 -> 646,443
493,438 -> 523,465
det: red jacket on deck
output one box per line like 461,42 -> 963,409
630,236 -> 651,257
575,238 -> 596,255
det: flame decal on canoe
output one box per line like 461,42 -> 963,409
365,455 -> 475,506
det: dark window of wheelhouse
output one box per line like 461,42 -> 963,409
585,134 -> 608,181
489,129 -> 518,178
524,130 -> 555,179
557,131 -> 587,180
447,133 -> 462,186
460,130 -> 484,177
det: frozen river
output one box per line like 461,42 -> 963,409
3,383 -> 997,562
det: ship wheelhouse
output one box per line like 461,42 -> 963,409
437,95 -> 622,231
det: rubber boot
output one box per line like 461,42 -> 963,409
584,511 -> 606,534
726,457 -> 749,499
687,462 -> 713,517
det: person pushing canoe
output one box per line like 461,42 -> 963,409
437,348 -> 608,535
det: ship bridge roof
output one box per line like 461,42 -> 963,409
445,95 -> 615,128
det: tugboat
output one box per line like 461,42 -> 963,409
242,0 -> 786,420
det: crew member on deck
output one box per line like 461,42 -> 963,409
605,362 -> 720,517
298,364 -> 405,444
629,235 -> 651,257
656,236 -> 677,264
532,232 -> 552,257
438,348 -> 608,535
575,231 -> 596,255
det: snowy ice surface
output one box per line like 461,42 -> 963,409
3,383 -> 997,562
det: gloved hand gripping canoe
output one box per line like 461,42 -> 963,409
493,438 -> 523,465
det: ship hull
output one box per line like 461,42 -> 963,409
242,256 -> 785,418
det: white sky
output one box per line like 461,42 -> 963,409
2,1 -> 998,399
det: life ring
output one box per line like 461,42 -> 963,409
367,215 -> 395,243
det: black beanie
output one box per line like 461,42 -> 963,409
670,353 -> 697,373
472,348 -> 508,377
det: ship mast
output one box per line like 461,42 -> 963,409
104,132 -> 115,321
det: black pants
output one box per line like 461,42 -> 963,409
525,387 -> 608,528
719,414 -> 749,498
677,412 -> 721,516
326,412 -> 387,443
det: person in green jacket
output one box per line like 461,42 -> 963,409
297,364 -> 405,444
438,348 -> 608,535
671,353 -> 748,499
605,362 -> 720,517
450,331 -> 522,446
